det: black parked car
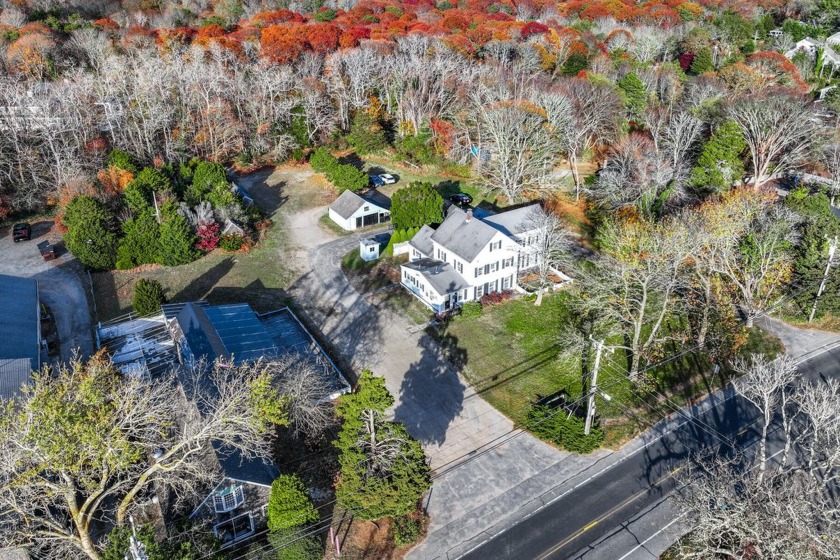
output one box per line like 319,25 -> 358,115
449,193 -> 473,206
12,223 -> 31,242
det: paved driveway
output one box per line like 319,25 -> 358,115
0,221 -> 93,362
285,206 -> 589,559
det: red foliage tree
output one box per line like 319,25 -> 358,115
303,22 -> 341,54
261,24 -> 304,64
679,51 -> 694,71
196,222 -> 221,252
251,10 -> 304,27
520,21 -> 550,38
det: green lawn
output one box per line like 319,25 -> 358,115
90,166 -> 332,321
434,293 -> 783,449
363,155 -> 498,209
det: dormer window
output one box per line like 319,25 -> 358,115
213,485 -> 245,513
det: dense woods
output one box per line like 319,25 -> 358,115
3,0 -> 840,558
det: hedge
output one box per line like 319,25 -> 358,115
310,148 -> 367,192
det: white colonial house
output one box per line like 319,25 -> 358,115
400,205 -> 568,313
328,190 -> 391,231
785,37 -> 820,59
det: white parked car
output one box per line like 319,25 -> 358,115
377,173 -> 397,185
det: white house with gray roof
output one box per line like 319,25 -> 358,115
328,190 -> 391,231
401,204 -> 556,313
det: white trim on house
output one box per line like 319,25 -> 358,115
400,205 -> 569,312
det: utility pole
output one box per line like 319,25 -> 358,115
584,338 -> 605,436
809,235 -> 839,323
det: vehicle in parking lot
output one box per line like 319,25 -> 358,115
449,193 -> 473,206
369,173 -> 397,188
12,223 -> 31,242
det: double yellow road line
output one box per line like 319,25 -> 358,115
536,466 -> 683,560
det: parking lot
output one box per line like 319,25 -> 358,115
0,221 -> 94,363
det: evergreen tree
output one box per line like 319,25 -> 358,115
107,148 -> 139,174
267,474 -> 319,532
333,371 -> 431,520
617,72 -> 648,120
690,120 -> 746,194
63,195 -> 119,270
348,111 -> 388,155
157,203 -> 198,266
187,161 -> 228,205
287,106 -> 311,148
132,278 -> 167,316
116,211 -> 160,269
562,53 -> 588,76
390,182 -> 444,230
690,47 -> 714,74
785,188 -> 840,319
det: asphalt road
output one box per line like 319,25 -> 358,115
460,348 -> 840,560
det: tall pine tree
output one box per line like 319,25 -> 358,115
334,371 -> 430,520
157,202 -> 198,266
690,120 -> 746,194
63,195 -> 119,270
618,72 -> 648,120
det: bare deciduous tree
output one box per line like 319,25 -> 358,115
271,354 -> 336,439
471,89 -> 554,202
0,354 -> 288,560
522,206 -> 571,306
729,93 -> 821,188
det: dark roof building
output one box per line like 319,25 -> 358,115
430,206 -> 503,262
0,275 -> 40,399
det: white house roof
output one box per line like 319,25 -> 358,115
828,31 -> 840,45
329,190 -> 391,220
482,204 -> 542,236
824,46 -> 840,66
403,258 -> 470,295
430,206 -> 501,262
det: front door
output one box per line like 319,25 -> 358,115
355,217 -> 362,228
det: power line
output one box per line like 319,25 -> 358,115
197,275 -> 835,559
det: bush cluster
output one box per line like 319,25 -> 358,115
219,233 -> 245,252
309,148 -> 368,192
65,151 -> 255,271
384,226 -> 420,255
392,515 -> 423,547
526,404 -> 604,454
132,279 -> 166,316
479,290 -> 514,306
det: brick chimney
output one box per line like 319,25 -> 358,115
465,209 -> 473,223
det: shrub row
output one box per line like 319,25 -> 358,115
526,404 -> 604,454
310,148 -> 368,193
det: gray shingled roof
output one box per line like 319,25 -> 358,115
403,258 -> 470,295
214,444 -> 280,487
329,190 -> 391,220
0,275 -> 39,400
482,204 -> 542,236
430,207 -> 500,262
409,225 -> 435,256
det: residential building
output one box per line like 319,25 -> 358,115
96,302 -> 350,548
401,205 -> 569,313
0,275 -> 41,400
328,190 -> 391,231
785,37 -> 820,59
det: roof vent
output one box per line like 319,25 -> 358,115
465,209 -> 473,223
